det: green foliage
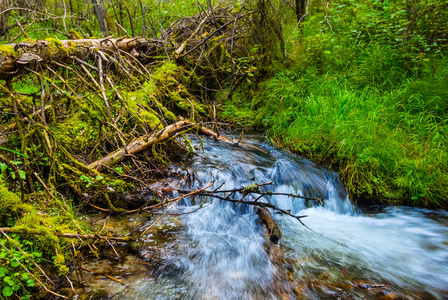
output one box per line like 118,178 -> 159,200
221,104 -> 255,127
0,176 -> 88,298
253,45 -> 448,206
240,0 -> 448,207
0,236 -> 39,299
0,176 -> 31,226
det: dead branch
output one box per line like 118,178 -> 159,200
0,228 -> 132,242
200,192 -> 308,222
88,120 -> 195,171
138,182 -> 213,238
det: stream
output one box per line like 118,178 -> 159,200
70,134 -> 448,299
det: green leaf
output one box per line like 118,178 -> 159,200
2,286 -> 13,297
0,268 -> 7,277
0,146 -> 27,157
4,276 -> 14,286
26,279 -> 35,287
12,285 -> 19,292
0,162 -> 7,173
10,260 -> 19,268
19,170 -> 27,180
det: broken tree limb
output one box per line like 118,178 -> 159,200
88,120 -> 194,172
200,192 -> 308,222
0,228 -> 132,242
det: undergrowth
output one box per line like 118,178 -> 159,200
0,175 -> 87,298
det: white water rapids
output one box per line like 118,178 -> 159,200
128,134 -> 448,300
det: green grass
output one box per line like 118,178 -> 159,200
230,0 -> 448,208
253,48 -> 448,207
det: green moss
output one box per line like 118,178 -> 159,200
44,37 -> 69,58
0,176 -> 31,226
243,184 -> 260,196
69,29 -> 83,40
140,111 -> 161,128
19,38 -> 37,44
53,254 -> 69,276
0,44 -> 17,57
52,112 -> 98,153
65,41 -> 78,55
163,109 -> 176,121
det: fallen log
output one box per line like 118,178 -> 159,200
88,120 -> 271,172
88,120 -> 193,171
0,37 -> 168,80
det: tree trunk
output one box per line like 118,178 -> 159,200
0,37 -> 168,80
0,0 -> 12,36
91,0 -> 109,36
139,0 -> 148,38
296,0 -> 307,23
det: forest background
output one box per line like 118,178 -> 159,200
0,0 -> 447,298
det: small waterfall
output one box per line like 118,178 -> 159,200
169,134 -> 359,299
133,133 -> 448,300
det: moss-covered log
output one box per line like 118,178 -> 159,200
0,37 -> 168,80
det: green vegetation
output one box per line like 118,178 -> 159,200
0,175 -> 87,298
226,0 -> 448,207
0,0 -> 447,297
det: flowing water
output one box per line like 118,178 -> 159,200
111,134 -> 448,299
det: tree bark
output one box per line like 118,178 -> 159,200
0,36 -> 167,80
91,0 -> 109,37
88,120 -> 193,171
296,0 -> 307,23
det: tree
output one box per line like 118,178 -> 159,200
91,0 -> 108,36
295,0 -> 307,23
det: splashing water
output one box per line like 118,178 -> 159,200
133,134 -> 448,299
